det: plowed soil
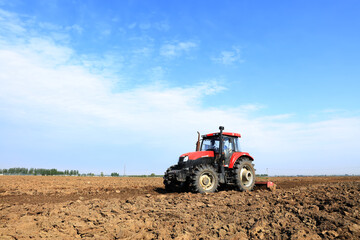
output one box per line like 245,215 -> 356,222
0,176 -> 359,239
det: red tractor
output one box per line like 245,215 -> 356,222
164,126 -> 256,193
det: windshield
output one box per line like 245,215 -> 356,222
201,137 -> 241,152
201,138 -> 220,152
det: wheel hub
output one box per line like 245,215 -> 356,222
199,173 -> 214,190
202,176 -> 210,185
246,172 -> 252,180
240,166 -> 254,187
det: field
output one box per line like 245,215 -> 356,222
1,176 -> 360,239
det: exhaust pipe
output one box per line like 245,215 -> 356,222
218,126 -> 225,183
195,131 -> 201,151
218,126 -> 224,156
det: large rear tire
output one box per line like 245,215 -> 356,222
190,164 -> 219,193
234,158 -> 255,191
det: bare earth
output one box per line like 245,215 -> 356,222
0,176 -> 359,239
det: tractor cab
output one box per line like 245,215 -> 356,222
200,132 -> 241,166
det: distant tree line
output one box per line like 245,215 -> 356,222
256,174 -> 268,177
0,168 -> 163,177
0,168 -> 79,176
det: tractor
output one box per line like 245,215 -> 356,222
164,126 -> 256,193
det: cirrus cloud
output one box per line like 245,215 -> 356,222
212,46 -> 244,65
160,41 -> 197,58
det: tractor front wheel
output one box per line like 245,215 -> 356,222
190,165 -> 219,193
164,166 -> 184,192
234,158 -> 256,191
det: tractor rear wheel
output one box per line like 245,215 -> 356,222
234,158 -> 255,191
190,165 -> 219,193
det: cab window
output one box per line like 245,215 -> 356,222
223,137 -> 234,151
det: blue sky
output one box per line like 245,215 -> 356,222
0,0 -> 359,175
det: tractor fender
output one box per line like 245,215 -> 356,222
228,152 -> 254,168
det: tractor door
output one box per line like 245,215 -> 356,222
223,137 -> 235,166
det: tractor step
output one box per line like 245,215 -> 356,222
255,181 -> 276,191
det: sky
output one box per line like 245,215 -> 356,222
0,0 -> 359,175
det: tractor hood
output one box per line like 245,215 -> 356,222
180,151 -> 214,160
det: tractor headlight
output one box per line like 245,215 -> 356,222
183,156 -> 189,162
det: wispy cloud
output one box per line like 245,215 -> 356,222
160,41 -> 197,58
128,22 -> 137,29
65,24 -> 83,34
147,66 -> 166,82
0,8 -> 26,36
128,21 -> 170,31
212,46 -> 244,65
0,8 -> 81,44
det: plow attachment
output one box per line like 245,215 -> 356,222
255,181 -> 276,191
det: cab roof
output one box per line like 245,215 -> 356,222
203,132 -> 241,138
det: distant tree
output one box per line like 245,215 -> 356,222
41,169 -> 48,176
100,172 -> 104,177
50,168 -> 57,175
111,172 -> 119,177
150,173 -> 156,177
